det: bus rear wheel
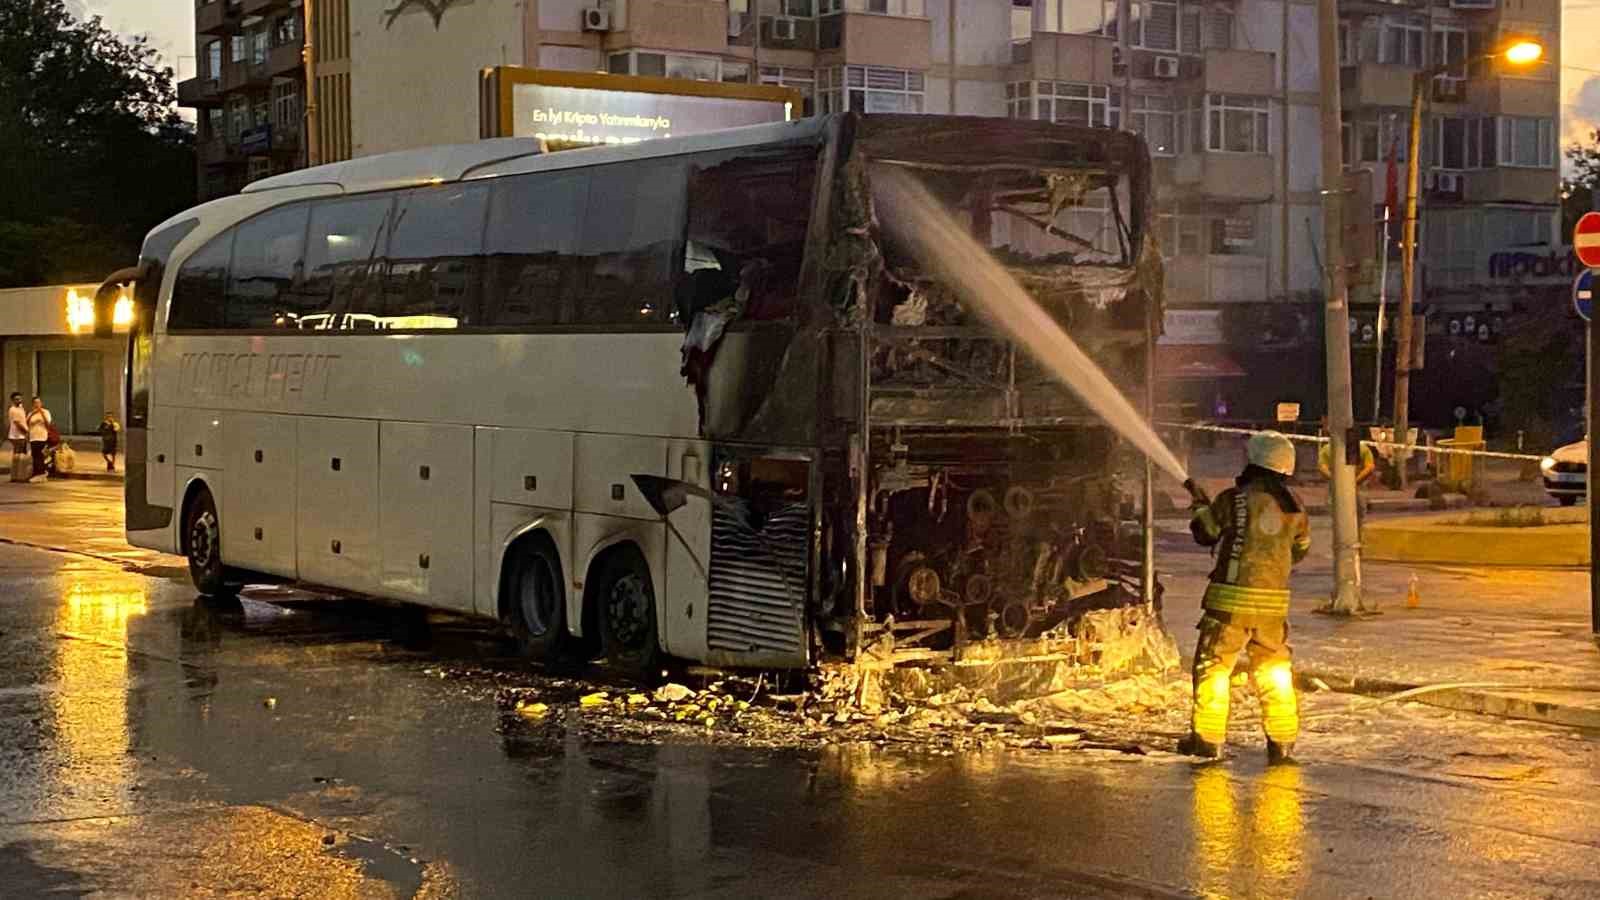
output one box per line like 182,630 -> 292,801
507,540 -> 583,667
184,487 -> 238,601
596,546 -> 661,681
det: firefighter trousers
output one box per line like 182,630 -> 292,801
1191,613 -> 1299,745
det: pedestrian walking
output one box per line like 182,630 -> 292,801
98,412 -> 120,473
1182,431 -> 1310,765
7,393 -> 27,483
26,397 -> 52,483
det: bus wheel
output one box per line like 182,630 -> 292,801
507,540 -> 581,666
184,488 -> 238,601
596,546 -> 661,681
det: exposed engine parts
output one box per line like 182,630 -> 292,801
864,430 -> 1141,647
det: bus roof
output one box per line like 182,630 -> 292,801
241,117 -> 832,197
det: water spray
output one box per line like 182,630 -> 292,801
870,165 -> 1191,485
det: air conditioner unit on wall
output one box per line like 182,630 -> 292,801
582,6 -> 611,31
1436,172 -> 1462,195
1153,56 -> 1180,78
771,16 -> 797,41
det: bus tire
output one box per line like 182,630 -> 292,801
506,539 -> 582,667
183,487 -> 238,601
595,545 -> 661,681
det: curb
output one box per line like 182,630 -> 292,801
1301,671 -> 1600,730
1361,513 -> 1588,567
0,468 -> 122,482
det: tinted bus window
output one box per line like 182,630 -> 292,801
578,159 -> 685,326
168,231 -> 233,330
226,202 -> 309,328
383,184 -> 488,328
483,170 -> 589,327
298,194 -> 393,328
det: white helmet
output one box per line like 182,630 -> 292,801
1247,431 -> 1296,477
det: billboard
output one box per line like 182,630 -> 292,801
480,67 -> 799,150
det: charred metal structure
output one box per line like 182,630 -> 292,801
683,114 -> 1162,669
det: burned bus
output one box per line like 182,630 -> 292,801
97,112 -> 1162,677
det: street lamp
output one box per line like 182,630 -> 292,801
1391,37 -> 1546,488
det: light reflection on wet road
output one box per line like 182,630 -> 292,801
2,541 -> 1599,898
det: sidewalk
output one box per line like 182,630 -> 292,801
0,443 -> 124,482
1159,516 -> 1600,729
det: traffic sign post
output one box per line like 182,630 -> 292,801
1582,213 -> 1600,645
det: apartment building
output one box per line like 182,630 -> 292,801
176,0 -> 312,198
175,0 -> 1563,413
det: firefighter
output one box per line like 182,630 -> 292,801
1181,431 -> 1311,764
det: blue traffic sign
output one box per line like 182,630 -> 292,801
1577,270 -> 1595,322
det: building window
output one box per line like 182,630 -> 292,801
273,82 -> 301,133
1206,94 -> 1269,154
761,66 -> 816,116
1137,1 -> 1179,51
819,66 -> 924,114
252,96 -> 270,129
1432,25 -> 1469,78
608,51 -> 723,82
1181,7 -> 1232,53
1433,116 -> 1484,170
250,28 -> 268,64
1379,17 -> 1424,67
1007,81 -> 1113,126
227,96 -> 249,143
230,34 -> 247,64
205,108 -> 224,142
820,0 -> 924,15
1496,116 -> 1554,168
206,40 -> 222,80
273,14 -> 299,46
1123,94 -> 1176,156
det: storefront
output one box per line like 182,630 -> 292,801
0,284 -> 126,436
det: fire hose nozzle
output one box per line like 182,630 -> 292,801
1183,478 -> 1210,507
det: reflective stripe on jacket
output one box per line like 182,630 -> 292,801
1189,480 -> 1311,618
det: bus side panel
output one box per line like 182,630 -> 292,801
663,440 -> 711,662
378,422 -> 475,612
177,408 -> 223,470
221,412 -> 299,578
573,433 -> 666,523
296,417 -> 380,595
481,426 -> 577,620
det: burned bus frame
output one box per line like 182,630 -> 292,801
687,113 -> 1161,671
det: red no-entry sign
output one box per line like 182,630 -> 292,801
1576,212 -> 1600,268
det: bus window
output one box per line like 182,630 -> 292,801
382,183 -> 489,329
684,151 -> 817,323
298,194 -> 394,327
576,159 -> 685,326
168,231 -> 233,330
226,202 -> 309,328
483,170 -> 589,327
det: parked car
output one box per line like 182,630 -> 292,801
1540,439 -> 1587,506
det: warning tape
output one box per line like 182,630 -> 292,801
1156,421 -> 1548,463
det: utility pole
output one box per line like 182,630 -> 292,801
1316,0 -> 1364,614
1393,73 -> 1424,489
1374,205 -> 1390,421
302,0 -> 321,168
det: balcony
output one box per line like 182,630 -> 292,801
1204,49 -> 1276,95
1340,62 -> 1416,109
817,13 -> 932,70
1008,31 -> 1117,84
197,138 -> 237,167
195,0 -> 242,35
218,62 -> 250,93
242,0 -> 289,14
1173,153 -> 1275,203
177,76 -> 222,108
1464,167 -> 1560,205
607,0 -> 731,55
1166,254 -> 1270,304
1464,75 -> 1558,117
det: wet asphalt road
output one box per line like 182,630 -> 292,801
3,486 -> 1600,897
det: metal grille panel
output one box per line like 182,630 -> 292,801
706,501 -> 809,655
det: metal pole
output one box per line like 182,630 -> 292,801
1393,74 -> 1424,488
1374,205 -> 1390,421
302,0 -> 320,168
1589,318 -> 1599,644
1316,0 -> 1364,613
1142,269 -> 1156,605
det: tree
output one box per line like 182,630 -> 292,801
1567,130 -> 1600,236
0,0 -> 194,287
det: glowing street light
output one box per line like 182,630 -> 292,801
1503,40 -> 1544,66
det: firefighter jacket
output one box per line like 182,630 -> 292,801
1189,477 -> 1311,618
